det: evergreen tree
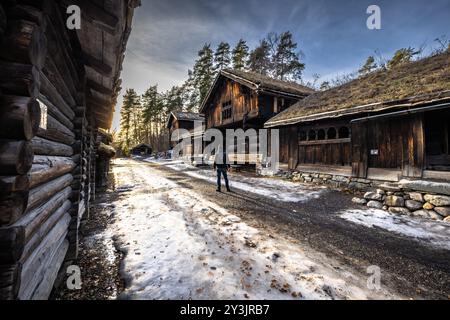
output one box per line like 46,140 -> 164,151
247,39 -> 271,74
214,42 -> 231,72
182,69 -> 199,112
273,31 -> 305,81
358,56 -> 378,76
232,39 -> 249,70
193,44 -> 215,105
119,88 -> 140,154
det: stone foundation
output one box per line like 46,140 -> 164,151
277,170 -> 450,223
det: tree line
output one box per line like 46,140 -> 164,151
117,33 -> 449,155
117,31 -> 306,154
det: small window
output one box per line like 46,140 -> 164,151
317,129 -> 326,140
338,126 -> 350,139
327,127 -> 337,139
308,130 -> 316,140
222,100 -> 232,120
299,131 -> 307,141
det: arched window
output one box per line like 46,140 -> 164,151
299,131 -> 307,141
317,129 -> 326,140
308,130 -> 316,140
339,126 -> 350,139
327,127 -> 337,139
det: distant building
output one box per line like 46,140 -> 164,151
167,111 -> 205,161
131,143 -> 153,156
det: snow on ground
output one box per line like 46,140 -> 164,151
339,209 -> 450,251
107,158 -> 399,300
144,158 -> 326,203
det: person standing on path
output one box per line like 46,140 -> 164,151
214,148 -> 231,192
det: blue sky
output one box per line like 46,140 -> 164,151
112,0 -> 450,130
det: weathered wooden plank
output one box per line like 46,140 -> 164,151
0,95 -> 41,140
0,175 -> 29,193
37,113 -> 75,146
18,213 -> 70,300
0,264 -> 22,300
0,140 -> 33,175
27,174 -> 73,211
31,239 -> 68,300
0,19 -> 47,69
31,136 -> 73,157
0,61 -> 40,98
30,156 -> 76,188
21,200 -> 70,262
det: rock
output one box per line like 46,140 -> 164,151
444,216 -> 450,223
367,200 -> 383,209
378,183 -> 402,192
364,192 -> 383,201
399,180 -> 450,196
408,192 -> 424,202
349,182 -> 370,190
434,207 -> 450,218
385,195 -> 405,207
376,189 -> 386,195
394,192 -> 404,197
387,192 -> 394,196
423,202 -> 435,210
352,197 -> 367,205
332,175 -> 350,183
424,194 -> 450,207
405,200 -> 423,211
411,210 -> 432,219
428,211 -> 444,221
388,207 -> 410,215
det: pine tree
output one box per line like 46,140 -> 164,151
247,39 -> 271,74
193,44 -> 215,105
232,39 -> 249,70
273,31 -> 305,81
119,88 -> 140,154
358,56 -> 378,76
214,42 -> 231,72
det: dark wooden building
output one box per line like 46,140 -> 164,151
131,143 -> 152,155
0,0 -> 139,299
167,111 -> 204,161
265,52 -> 450,183
199,69 -> 314,164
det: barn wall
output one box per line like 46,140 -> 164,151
0,1 -> 94,300
206,79 -> 258,129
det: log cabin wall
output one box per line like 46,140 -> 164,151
0,0 -> 138,300
206,79 -> 258,129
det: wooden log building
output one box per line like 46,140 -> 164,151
199,69 -> 314,166
0,0 -> 139,299
167,111 -> 205,161
265,52 -> 450,184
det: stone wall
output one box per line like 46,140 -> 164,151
277,170 -> 450,223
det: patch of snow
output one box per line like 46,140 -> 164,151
146,159 -> 326,203
107,158 -> 399,300
340,208 -> 450,251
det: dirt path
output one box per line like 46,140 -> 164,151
105,158 -> 450,300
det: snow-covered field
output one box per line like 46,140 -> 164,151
339,208 -> 450,251
144,158 -> 326,203
104,158 -> 400,300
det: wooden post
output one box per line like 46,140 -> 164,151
351,121 -> 368,178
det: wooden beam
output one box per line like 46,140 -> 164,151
82,52 -> 112,77
87,79 -> 113,96
0,140 -> 33,175
0,96 -> 41,141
